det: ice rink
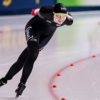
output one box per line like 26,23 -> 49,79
0,11 -> 100,100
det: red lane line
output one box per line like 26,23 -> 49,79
49,53 -> 100,100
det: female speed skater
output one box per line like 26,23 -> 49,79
0,3 -> 73,98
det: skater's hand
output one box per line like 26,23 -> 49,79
65,12 -> 73,25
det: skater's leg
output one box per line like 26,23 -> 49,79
0,48 -> 28,87
15,41 -> 39,97
20,41 -> 39,84
15,82 -> 26,98
4,48 -> 28,81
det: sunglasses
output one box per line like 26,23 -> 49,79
53,12 -> 68,18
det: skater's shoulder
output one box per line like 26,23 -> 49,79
40,6 -> 53,14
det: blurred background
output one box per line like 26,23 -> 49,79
0,0 -> 100,100
0,0 -> 100,15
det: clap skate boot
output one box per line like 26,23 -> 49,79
0,78 -> 7,87
15,82 -> 26,98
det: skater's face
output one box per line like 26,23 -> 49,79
53,12 -> 67,25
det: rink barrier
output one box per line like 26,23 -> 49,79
0,0 -> 100,15
0,6 -> 100,15
0,0 -> 56,15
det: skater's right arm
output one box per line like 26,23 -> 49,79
31,6 -> 52,18
37,6 -> 53,19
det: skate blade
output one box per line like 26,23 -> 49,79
15,94 -> 19,99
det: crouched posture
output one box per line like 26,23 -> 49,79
0,3 -> 73,97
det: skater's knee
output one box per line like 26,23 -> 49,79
27,40 -> 39,53
29,51 -> 39,62
27,41 -> 39,60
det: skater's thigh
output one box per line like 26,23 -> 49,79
25,26 -> 39,42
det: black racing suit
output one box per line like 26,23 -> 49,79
3,6 -> 73,84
